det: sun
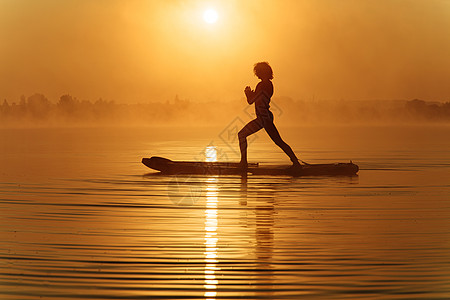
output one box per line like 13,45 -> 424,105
203,8 -> 218,24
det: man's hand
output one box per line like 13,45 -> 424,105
244,86 -> 252,96
244,86 -> 255,104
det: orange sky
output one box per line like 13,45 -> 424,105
1,0 -> 450,103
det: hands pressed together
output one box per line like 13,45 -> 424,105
244,86 -> 253,95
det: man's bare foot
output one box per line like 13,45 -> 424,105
291,160 -> 303,169
238,161 -> 248,169
286,162 -> 302,174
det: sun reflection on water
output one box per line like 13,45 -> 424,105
204,177 -> 219,299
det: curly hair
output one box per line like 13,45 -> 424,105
253,62 -> 273,80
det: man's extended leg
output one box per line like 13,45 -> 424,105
263,121 -> 300,165
238,119 -> 263,165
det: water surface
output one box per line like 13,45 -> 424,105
1,125 -> 450,299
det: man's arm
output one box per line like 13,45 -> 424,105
244,86 -> 256,104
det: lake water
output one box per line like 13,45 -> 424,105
1,125 -> 450,299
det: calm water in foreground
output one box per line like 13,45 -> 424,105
1,125 -> 450,299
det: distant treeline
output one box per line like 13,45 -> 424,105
1,93 -> 450,127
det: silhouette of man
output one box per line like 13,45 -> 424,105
238,62 -> 301,169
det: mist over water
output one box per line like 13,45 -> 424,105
2,93 -> 450,128
1,125 -> 450,299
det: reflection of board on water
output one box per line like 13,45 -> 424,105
142,156 -> 359,176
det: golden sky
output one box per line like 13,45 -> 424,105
1,0 -> 450,103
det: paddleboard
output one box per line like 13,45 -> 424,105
142,156 -> 359,176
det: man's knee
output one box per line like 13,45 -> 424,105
238,129 -> 247,140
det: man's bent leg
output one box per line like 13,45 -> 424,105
238,119 -> 263,164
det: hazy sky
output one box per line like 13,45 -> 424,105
1,0 -> 450,103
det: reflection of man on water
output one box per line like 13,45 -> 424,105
240,176 -> 275,296
238,62 -> 302,169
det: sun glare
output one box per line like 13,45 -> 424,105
203,9 -> 218,24
205,146 -> 218,162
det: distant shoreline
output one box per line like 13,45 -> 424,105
1,94 -> 450,127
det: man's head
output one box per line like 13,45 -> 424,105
253,62 -> 273,80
